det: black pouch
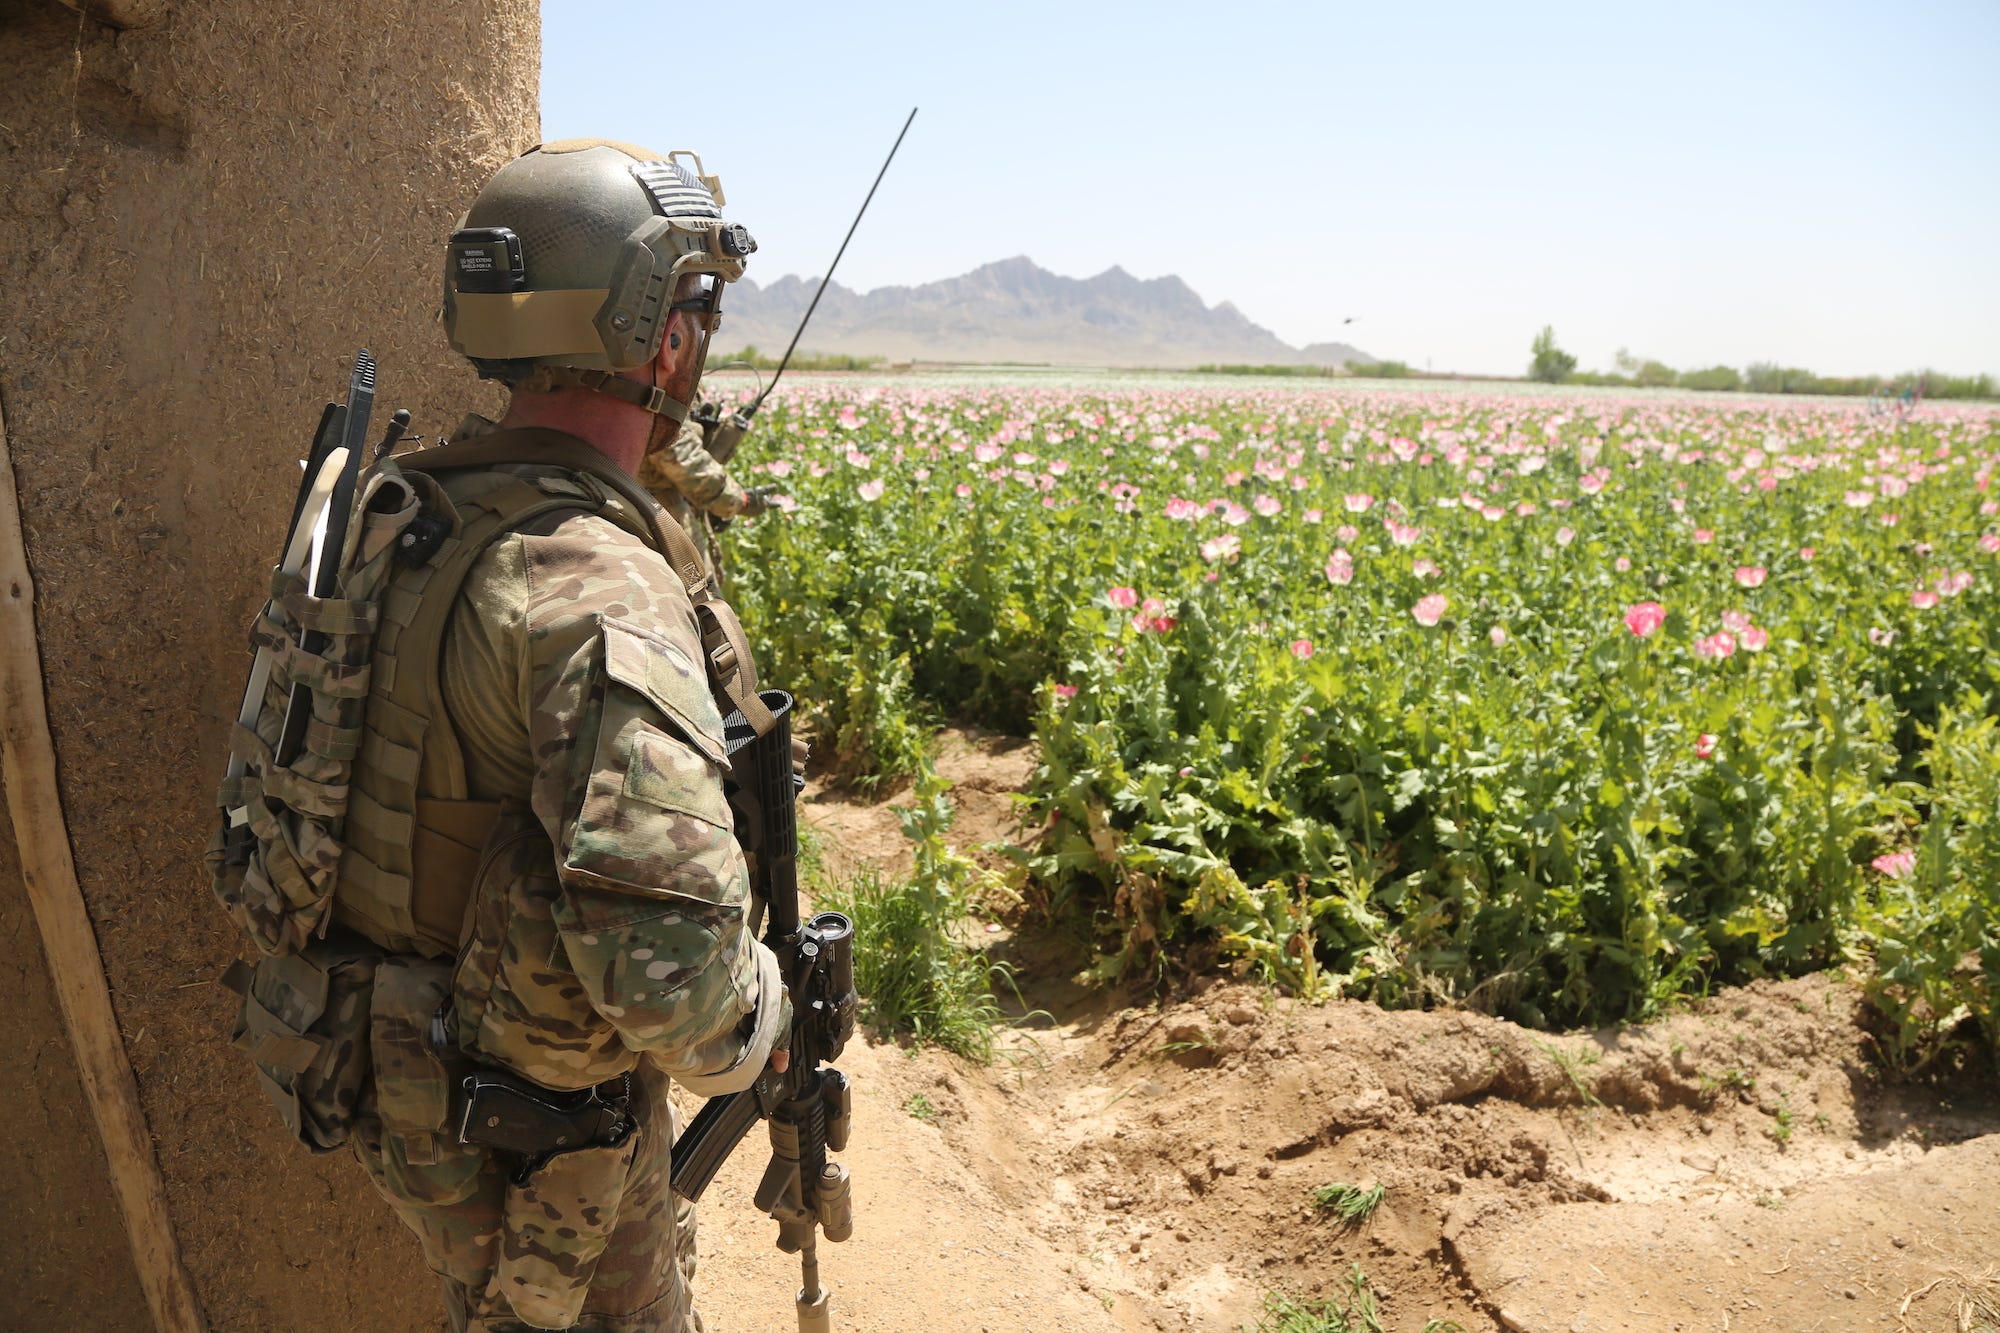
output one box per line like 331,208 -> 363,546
223,933 -> 382,1152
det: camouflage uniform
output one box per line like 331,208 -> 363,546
637,418 -> 754,583
349,436 -> 782,1332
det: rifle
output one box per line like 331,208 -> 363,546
672,688 -> 857,1333
693,107 -> 918,465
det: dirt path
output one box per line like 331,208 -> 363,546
685,732 -> 2000,1333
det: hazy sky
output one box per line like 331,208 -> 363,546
542,1 -> 1999,378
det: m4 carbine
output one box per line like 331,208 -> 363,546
671,688 -> 857,1333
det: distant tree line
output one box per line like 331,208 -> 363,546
716,343 -> 886,372
1527,327 -> 1994,400
1197,360 -> 1412,378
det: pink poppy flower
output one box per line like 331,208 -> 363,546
1843,490 -> 1872,508
1614,556 -> 1632,572
1695,733 -> 1718,759
1303,508 -> 1324,524
1106,586 -> 1139,609
1387,521 -> 1423,548
1164,496 -> 1199,520
1052,684 -> 1078,700
1555,526 -> 1576,547
1868,627 -> 1897,646
1624,602 -> 1668,637
857,479 -> 886,502
1938,571 -> 1974,596
1799,547 -> 1816,560
1221,501 -> 1252,527
1734,566 -> 1767,588
1739,626 -> 1769,652
1336,524 -> 1359,543
1290,639 -> 1315,660
1201,534 -> 1242,562
1254,494 -> 1283,517
844,448 -> 872,468
1980,534 -> 2000,554
1412,593 -> 1449,627
1911,590 -> 1940,609
1344,493 -> 1375,513
1694,632 -> 1737,660
1721,610 -> 1753,634
954,483 -> 972,498
1488,624 -> 1508,646
1692,528 -> 1715,544
1870,850 -> 1915,878
1324,549 -> 1355,586
1412,557 -> 1441,579
764,459 -> 794,478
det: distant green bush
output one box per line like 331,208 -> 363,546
1349,360 -> 1412,378
1678,365 -> 1743,392
1529,326 -> 1577,383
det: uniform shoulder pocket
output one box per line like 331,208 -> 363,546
559,616 -> 744,905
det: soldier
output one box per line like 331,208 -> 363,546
638,414 -> 783,584
349,139 -> 792,1331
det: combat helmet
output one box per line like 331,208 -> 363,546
442,138 -> 756,423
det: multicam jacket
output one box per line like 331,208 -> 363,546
353,434 -> 781,1330
637,416 -> 754,526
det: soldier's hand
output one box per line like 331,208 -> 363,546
740,484 -> 786,518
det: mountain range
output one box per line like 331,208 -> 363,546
712,256 -> 1369,370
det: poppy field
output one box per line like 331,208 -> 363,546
725,376 -> 2000,1066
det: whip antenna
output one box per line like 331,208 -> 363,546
752,107 -> 917,413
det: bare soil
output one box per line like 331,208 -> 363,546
684,731 -> 2000,1333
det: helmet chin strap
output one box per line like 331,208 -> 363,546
512,305 -> 718,448
514,363 -> 694,425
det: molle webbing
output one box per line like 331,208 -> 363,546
331,433 -> 774,959
334,466 -> 610,956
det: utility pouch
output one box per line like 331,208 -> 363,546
223,933 -> 382,1152
491,1133 -> 641,1330
367,956 -> 459,1168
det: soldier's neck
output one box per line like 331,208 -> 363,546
497,387 -> 647,477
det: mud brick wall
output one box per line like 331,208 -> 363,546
0,2 -> 535,1325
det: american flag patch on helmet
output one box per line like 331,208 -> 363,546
632,160 -> 721,219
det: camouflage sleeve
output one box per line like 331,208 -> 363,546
517,512 -> 781,1088
636,417 -> 751,518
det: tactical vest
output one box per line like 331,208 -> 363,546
332,461 -> 628,956
213,428 -> 775,963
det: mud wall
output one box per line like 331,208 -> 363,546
0,1 -> 536,1326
